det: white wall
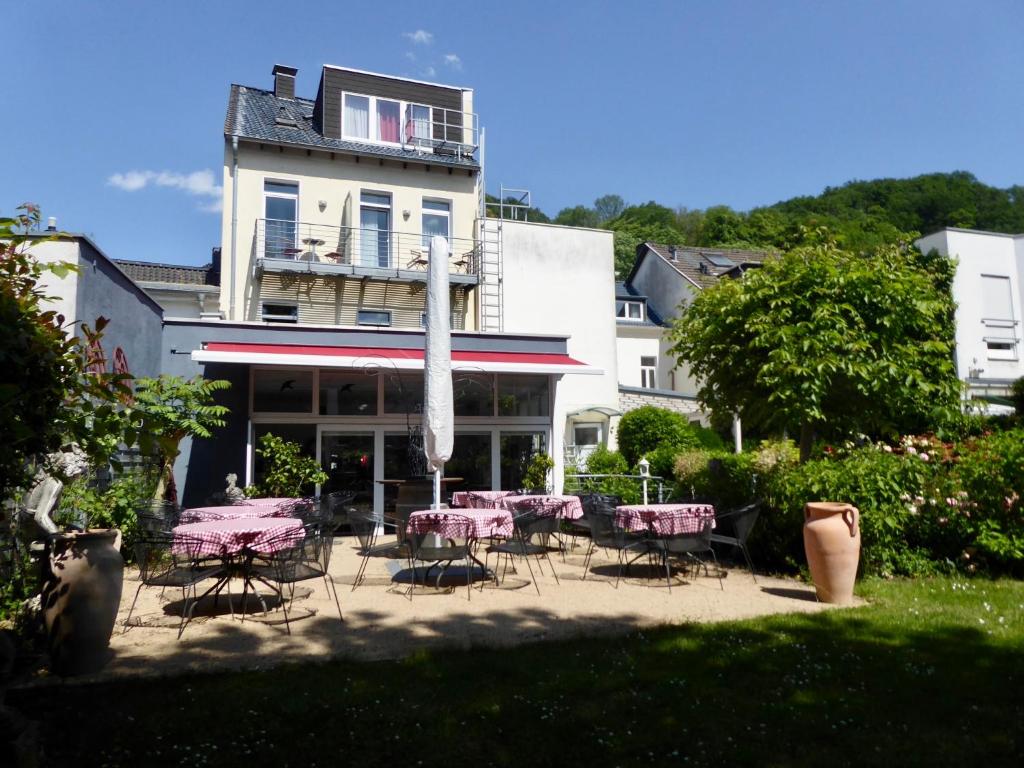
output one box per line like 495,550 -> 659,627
500,220 -> 619,490
221,142 -> 479,322
917,228 -> 1024,384
30,239 -> 80,330
616,328 -> 661,387
144,286 -> 222,319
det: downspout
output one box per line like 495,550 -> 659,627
229,135 -> 239,320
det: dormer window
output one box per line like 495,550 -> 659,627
616,300 -> 644,321
343,91 -> 433,146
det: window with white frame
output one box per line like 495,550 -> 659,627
357,309 -> 392,326
641,356 -> 657,389
261,302 -> 298,323
981,274 -> 1019,360
263,180 -> 298,259
422,199 -> 451,247
343,91 -> 432,146
359,192 -> 391,268
616,300 -> 644,321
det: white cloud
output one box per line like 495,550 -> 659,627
444,53 -> 462,70
403,29 -> 433,45
422,66 -> 437,78
107,169 -> 222,213
405,51 -> 416,61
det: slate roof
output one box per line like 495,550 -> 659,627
642,243 -> 774,289
114,260 -> 220,287
614,281 -> 664,327
225,85 -> 480,170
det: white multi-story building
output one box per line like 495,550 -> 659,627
916,227 -> 1024,409
162,64 -> 618,510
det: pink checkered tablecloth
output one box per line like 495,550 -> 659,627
238,497 -> 313,513
451,490 -> 515,509
407,509 -> 514,540
615,504 -> 716,536
178,505 -> 295,524
501,494 -> 584,520
172,517 -> 305,557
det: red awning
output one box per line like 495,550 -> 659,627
191,341 -> 601,375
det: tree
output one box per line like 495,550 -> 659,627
246,433 -> 327,498
668,234 -> 961,461
127,375 -> 231,503
593,194 -> 625,223
553,205 -> 599,228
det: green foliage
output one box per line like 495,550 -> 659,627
56,470 -> 157,541
952,430 -> 1024,563
127,375 -> 231,502
1011,377 -> 1024,416
669,237 -> 961,459
522,452 -> 554,492
584,445 -> 628,475
593,194 -> 625,223
569,446 -> 640,503
553,205 -> 599,228
616,406 -> 707,467
247,433 -> 328,498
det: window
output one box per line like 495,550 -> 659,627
422,199 -> 451,247
376,99 -> 400,143
261,302 -> 298,323
383,371 -> 423,415
406,103 -> 431,142
573,424 -> 601,446
498,375 -> 550,417
263,180 -> 298,259
446,433 -> 492,491
616,300 -> 644,321
454,372 -> 494,416
360,192 -> 391,267
343,94 -> 370,140
356,309 -> 392,326
500,432 -> 547,490
252,369 -> 313,413
319,370 -> 378,415
641,356 -> 657,389
981,275 -> 1018,360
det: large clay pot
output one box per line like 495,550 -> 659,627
40,530 -> 124,676
803,502 -> 860,605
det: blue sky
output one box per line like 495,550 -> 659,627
5,0 -> 1023,265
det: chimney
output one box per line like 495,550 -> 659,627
209,246 -> 222,275
272,65 -> 298,99
668,245 -> 677,261
46,216 -> 57,231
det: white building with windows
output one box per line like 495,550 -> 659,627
916,227 -> 1024,409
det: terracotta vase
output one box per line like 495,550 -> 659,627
803,502 -> 860,605
41,530 -> 124,676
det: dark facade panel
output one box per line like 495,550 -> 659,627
318,67 -> 464,140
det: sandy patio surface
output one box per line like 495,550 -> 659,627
22,533 -> 854,686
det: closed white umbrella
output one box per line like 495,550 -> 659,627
423,235 -> 453,509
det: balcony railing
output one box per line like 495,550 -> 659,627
254,219 -> 479,278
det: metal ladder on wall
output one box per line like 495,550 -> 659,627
478,216 -> 503,332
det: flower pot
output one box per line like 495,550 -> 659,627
40,529 -> 124,676
803,502 -> 860,605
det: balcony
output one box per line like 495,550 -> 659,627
253,219 -> 480,286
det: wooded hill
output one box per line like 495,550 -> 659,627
488,172 -> 1024,277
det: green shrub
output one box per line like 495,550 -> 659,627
584,445 -> 628,475
616,406 -> 702,467
247,433 -> 328,498
574,446 -> 640,503
644,443 -> 681,480
522,453 -> 554,492
1011,377 -> 1024,416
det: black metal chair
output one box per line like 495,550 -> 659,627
488,502 -> 561,596
709,502 -> 761,582
135,500 -> 179,533
124,530 -> 225,638
251,520 -> 343,634
652,517 -> 723,592
406,513 -> 476,600
580,500 -> 651,587
321,490 -> 358,529
348,508 -> 410,591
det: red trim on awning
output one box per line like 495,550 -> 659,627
203,341 -> 588,368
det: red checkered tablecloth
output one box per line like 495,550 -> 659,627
179,505 -> 294,524
615,504 -> 716,536
407,509 -> 514,540
238,497 -> 313,513
501,494 -> 584,520
172,517 -> 305,557
451,490 -> 515,509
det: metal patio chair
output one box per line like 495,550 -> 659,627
709,502 -> 761,582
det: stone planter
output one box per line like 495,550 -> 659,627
40,529 -> 124,676
803,502 -> 860,605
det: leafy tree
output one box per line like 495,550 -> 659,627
553,205 -> 599,228
593,194 -> 625,223
616,405 -> 703,468
128,375 -> 231,503
246,433 -> 328,498
669,234 -> 961,461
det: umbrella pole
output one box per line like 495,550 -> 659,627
433,469 -> 441,510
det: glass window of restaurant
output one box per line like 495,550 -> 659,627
249,368 -> 552,510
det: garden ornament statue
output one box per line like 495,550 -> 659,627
224,473 -> 245,503
19,444 -> 89,536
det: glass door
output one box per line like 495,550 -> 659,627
360,192 -> 391,267
264,181 -> 298,259
321,432 -> 374,513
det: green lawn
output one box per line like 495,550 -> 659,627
12,578 -> 1024,767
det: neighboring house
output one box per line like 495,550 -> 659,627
616,242 -> 770,424
26,229 -> 164,379
915,227 -> 1024,410
115,250 -> 222,319
161,64 -> 617,509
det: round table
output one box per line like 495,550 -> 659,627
615,503 -> 716,536
179,505 -> 294,524
407,508 -> 514,540
451,490 -> 516,509
172,517 -> 305,557
500,494 -> 584,520
239,497 -> 313,511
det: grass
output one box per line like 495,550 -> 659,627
11,577 -> 1024,767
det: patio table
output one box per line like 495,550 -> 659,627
408,508 -> 514,540
179,505 -> 296,524
500,494 -> 584,520
615,503 -> 716,536
451,490 -> 515,509
238,497 -> 314,513
172,517 -> 304,558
